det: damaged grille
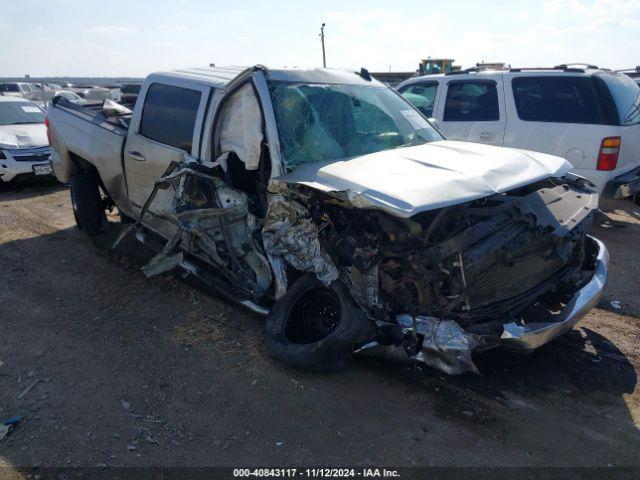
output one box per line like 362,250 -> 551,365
7,147 -> 51,163
322,179 -> 596,324
461,234 -> 572,310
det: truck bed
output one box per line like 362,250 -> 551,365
48,96 -> 131,206
51,96 -> 131,130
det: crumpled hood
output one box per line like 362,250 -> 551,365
0,124 -> 48,149
276,140 -> 573,218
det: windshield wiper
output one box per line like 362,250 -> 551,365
11,121 -> 43,125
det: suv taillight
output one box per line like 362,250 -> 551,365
597,137 -> 621,171
45,117 -> 51,145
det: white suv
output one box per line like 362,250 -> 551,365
397,66 -> 640,199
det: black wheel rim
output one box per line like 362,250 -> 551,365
285,287 -> 342,344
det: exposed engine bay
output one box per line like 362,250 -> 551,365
315,179 -> 596,326
295,178 -> 600,373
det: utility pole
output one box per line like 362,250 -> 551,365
320,23 -> 326,68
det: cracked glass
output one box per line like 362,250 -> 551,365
268,81 -> 443,172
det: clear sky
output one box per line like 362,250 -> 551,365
1,0 -> 638,77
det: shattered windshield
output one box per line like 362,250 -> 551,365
269,81 -> 443,172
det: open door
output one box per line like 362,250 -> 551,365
141,77 -> 275,300
211,80 -> 272,216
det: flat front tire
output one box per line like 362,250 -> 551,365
265,274 -> 374,373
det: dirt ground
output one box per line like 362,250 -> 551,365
0,181 -> 639,472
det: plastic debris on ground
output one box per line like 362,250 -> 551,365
0,416 -> 23,440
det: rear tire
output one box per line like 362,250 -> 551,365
69,171 -> 109,236
265,274 -> 374,373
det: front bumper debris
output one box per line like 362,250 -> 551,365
396,314 -> 481,375
500,235 -> 608,353
394,236 -> 607,375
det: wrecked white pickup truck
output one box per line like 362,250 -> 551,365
48,65 -> 608,375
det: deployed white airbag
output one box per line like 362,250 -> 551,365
218,83 -> 263,170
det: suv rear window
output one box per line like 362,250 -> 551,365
139,83 -> 201,151
601,74 -> 640,126
512,76 -> 618,125
399,82 -> 438,117
443,80 -> 499,121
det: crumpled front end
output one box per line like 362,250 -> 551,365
268,177 -> 605,375
261,194 -> 339,298
393,235 -> 607,374
125,156 -> 605,377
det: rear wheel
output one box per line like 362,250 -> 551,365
69,170 -> 109,236
265,274 -> 374,372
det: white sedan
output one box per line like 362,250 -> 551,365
0,97 -> 52,183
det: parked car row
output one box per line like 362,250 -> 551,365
397,65 -> 640,200
62,85 -> 123,103
46,64 -> 610,375
0,80 -> 144,185
0,81 -> 143,107
0,81 -> 141,184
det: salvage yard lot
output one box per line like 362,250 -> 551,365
0,183 -> 639,470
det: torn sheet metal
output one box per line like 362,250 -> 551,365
261,194 -> 339,291
397,314 -> 480,375
141,229 -> 184,277
265,252 -> 288,300
218,83 -> 263,171
128,158 -> 272,298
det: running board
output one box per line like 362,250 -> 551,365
133,227 -> 271,316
